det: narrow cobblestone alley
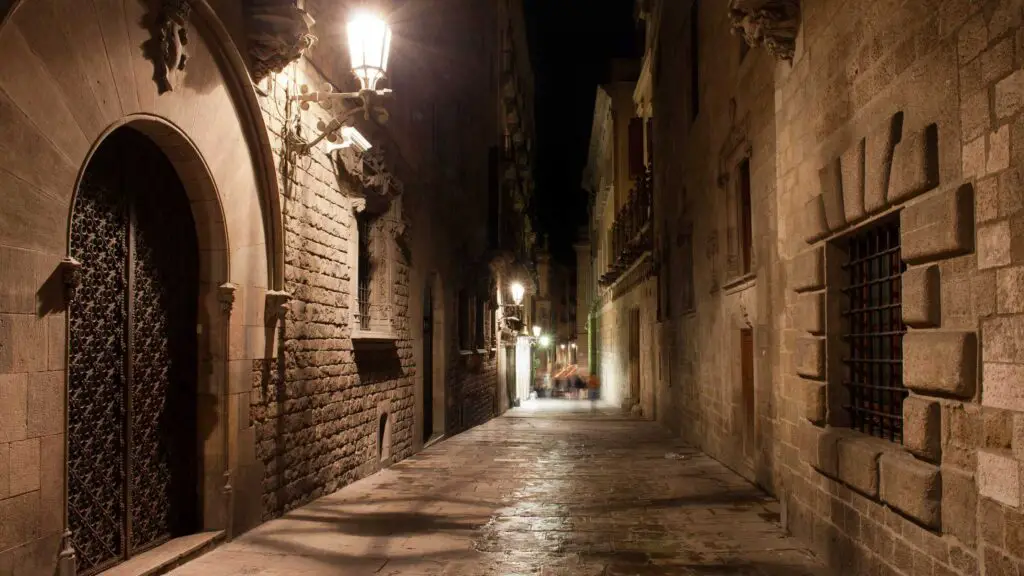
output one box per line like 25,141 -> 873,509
170,401 -> 827,576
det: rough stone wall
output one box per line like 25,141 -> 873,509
448,354 -> 498,433
252,61 -> 415,520
651,0 -> 779,488
595,278 -> 657,415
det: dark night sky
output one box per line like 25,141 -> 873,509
523,0 -> 639,266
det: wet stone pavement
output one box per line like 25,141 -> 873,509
172,400 -> 830,575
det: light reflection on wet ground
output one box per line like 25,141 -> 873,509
172,400 -> 829,575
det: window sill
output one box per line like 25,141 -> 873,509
723,272 -> 756,294
352,328 -> 399,343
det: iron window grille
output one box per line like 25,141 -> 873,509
357,215 -> 372,330
841,218 -> 907,443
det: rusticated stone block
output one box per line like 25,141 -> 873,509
803,195 -> 828,243
811,427 -> 848,477
865,112 -> 902,214
901,183 -> 974,265
1014,413 -> 1024,461
902,265 -> 940,328
879,452 -> 942,529
904,331 -> 977,398
888,123 -> 940,204
791,247 -> 824,292
841,138 -> 866,224
942,468 -> 977,545
820,159 -> 846,231
799,378 -> 826,424
978,449 -> 1020,507
837,435 -> 886,497
983,316 -> 1024,363
795,336 -> 825,379
795,292 -> 825,334
903,395 -> 941,462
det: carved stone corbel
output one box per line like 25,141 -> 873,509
217,283 -> 238,315
265,290 -> 291,322
247,0 -> 317,83
155,0 -> 192,93
729,0 -> 800,62
59,257 -> 82,304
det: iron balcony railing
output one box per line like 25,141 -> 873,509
599,165 -> 653,287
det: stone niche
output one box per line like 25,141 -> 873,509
790,109 -> 978,535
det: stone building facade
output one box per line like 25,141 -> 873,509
582,0 -> 1024,573
584,60 -> 658,415
0,0 -> 534,574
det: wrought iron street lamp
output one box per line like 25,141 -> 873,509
510,282 -> 525,306
291,11 -> 393,154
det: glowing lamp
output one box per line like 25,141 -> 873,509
532,325 -> 542,338
347,13 -> 392,92
539,335 -> 551,348
510,282 -> 525,306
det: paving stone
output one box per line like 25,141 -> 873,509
170,401 -> 830,575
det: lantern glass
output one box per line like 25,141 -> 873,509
532,325 -> 541,338
347,13 -> 392,92
510,282 -> 525,305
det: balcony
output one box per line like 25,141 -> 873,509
599,166 -> 653,288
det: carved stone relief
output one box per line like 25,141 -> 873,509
247,0 -> 317,83
154,0 -> 191,93
728,0 -> 800,62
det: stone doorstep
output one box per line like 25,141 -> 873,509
99,531 -> 224,576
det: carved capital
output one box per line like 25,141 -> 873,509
265,290 -> 291,321
729,0 -> 800,62
59,257 -> 82,304
217,283 -> 238,315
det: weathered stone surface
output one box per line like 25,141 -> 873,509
978,449 -> 1021,507
978,220 -> 1012,270
0,443 -> 8,500
0,374 -> 27,443
996,69 -> 1024,119
795,336 -> 825,379
903,395 -> 941,462
811,427 -> 848,477
795,292 -> 825,334
903,331 -> 977,398
836,435 -> 886,497
902,265 -> 940,328
996,266 -> 1024,313
819,159 -> 846,231
26,371 -> 62,438
983,409 -> 1014,449
0,491 -> 39,552
790,247 -> 824,292
888,123 -> 939,204
799,378 -> 826,424
865,112 -> 901,215
841,138 -> 866,224
941,468 -> 977,545
879,452 -> 942,529
1015,413 -> 1024,461
900,183 -> 974,265
8,438 -> 38,496
803,195 -> 828,243
0,315 -> 47,374
983,316 -> 1024,363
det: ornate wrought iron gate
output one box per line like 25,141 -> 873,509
68,128 -> 199,575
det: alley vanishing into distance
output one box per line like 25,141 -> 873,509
168,401 -> 826,576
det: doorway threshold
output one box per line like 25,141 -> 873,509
99,531 -> 224,576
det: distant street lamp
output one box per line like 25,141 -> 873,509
291,11 -> 394,153
532,325 -> 542,338
539,335 -> 551,348
510,282 -> 525,306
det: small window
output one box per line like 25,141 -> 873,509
842,219 -> 907,443
356,214 -> 372,331
738,158 -> 753,274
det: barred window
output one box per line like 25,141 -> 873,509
842,219 -> 907,443
356,214 -> 372,331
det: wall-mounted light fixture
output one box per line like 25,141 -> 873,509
290,11 -> 393,154
510,282 -> 525,306
325,126 -> 374,154
532,325 -> 542,338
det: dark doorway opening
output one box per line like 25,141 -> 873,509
740,328 -> 755,460
68,127 -> 200,574
422,281 -> 434,442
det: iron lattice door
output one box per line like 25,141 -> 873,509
68,129 -> 199,575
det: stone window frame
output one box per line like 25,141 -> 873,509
792,110 -> 978,533
348,196 -> 403,341
720,135 -> 755,289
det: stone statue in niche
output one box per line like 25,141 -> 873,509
728,0 -> 800,62
156,0 -> 191,93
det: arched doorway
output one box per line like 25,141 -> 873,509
67,127 -> 200,574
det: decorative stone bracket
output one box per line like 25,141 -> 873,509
59,257 -> 82,304
265,290 -> 291,322
154,0 -> 192,93
336,147 -> 404,207
246,0 -> 317,83
217,283 -> 238,315
728,0 -> 800,62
